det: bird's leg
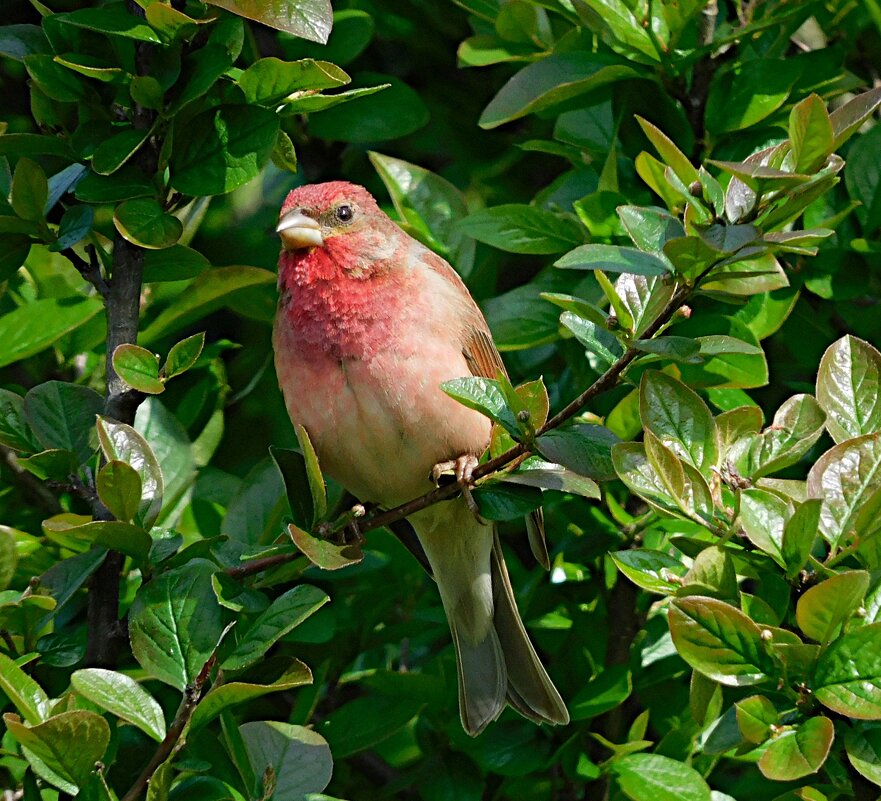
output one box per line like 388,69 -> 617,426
431,454 -> 485,523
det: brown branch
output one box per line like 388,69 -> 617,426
63,245 -> 109,298
120,654 -> 217,801
0,445 -> 62,516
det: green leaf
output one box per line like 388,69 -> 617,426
0,529 -> 14,591
271,447 -> 321,531
0,133 -> 75,159
814,623 -> 881,718
796,570 -> 870,644
0,652 -> 50,724
172,43 -> 236,111
683,545 -> 737,602
23,381 -> 103,466
612,753 -> 711,801
503,460 -> 600,499
10,157 -> 47,222
287,522 -> 363,571
758,716 -> 834,781
536,423 -> 620,481
130,75 -> 164,110
369,151 -> 475,276
633,336 -> 702,364
617,273 -> 675,338
0,388 -> 37,452
668,596 -> 776,686
164,332 -> 205,379
644,432 -> 715,525
319,693 -> 425,759
141,266 -> 276,343
569,665 -> 632,721
705,59 -> 802,134
639,371 -> 718,478
143,245 -> 210,283
42,518 -> 152,562
478,52 -> 640,129
112,343 -> 164,394
556,243 -> 670,276
635,116 -> 699,187
223,585 -> 329,671
0,24 -> 50,60
473,482 -> 543,520
238,57 -> 348,105
844,125 -> 881,234
191,658 -> 312,731
738,488 -> 789,567
92,128 -> 151,176
4,710 -> 110,794
205,0 -> 332,42
129,559 -> 226,691
560,311 -> 624,367
170,104 -> 279,197
75,166 -> 155,204
456,204 -> 583,255
71,668 -> 166,742
49,204 -> 93,252
831,86 -> 881,149
817,335 -> 881,444
782,499 -> 821,579
240,721 -> 333,799
612,442 -> 681,517
55,3 -> 163,42
441,376 -> 518,436
96,460 -> 143,523
789,94 -> 834,175
24,54 -> 87,102
808,433 -> 881,548
96,416 -> 164,529
611,549 -> 686,595
113,198 -> 183,250
618,205 -> 685,253
845,726 -> 881,786
0,235 -> 31,283
735,694 -> 777,744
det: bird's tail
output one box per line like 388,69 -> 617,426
412,503 -> 569,736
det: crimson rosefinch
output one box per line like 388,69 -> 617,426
273,181 -> 568,735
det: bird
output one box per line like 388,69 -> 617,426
272,180 -> 569,736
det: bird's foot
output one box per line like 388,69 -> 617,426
430,455 -> 485,523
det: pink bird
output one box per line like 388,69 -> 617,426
273,181 -> 568,735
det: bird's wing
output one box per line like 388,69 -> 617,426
421,248 -> 550,570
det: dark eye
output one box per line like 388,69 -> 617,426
336,205 -> 354,223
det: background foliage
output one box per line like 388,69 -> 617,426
2,0 -> 881,800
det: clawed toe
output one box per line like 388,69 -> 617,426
430,454 -> 485,524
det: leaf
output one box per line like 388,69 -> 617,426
668,596 -> 776,686
71,668 -> 166,742
205,0 -> 332,42
644,432 -> 715,525
23,381 -> 103,466
845,726 -> 881,786
96,461 -> 143,524
97,416 -> 164,529
191,658 -> 312,731
612,442 -> 681,517
92,128 -> 151,176
814,623 -> 881,719
845,124 -> 881,234
789,94 -> 834,175
114,198 -> 182,250
54,3 -> 163,42
239,721 -> 333,800
831,86 -> 881,149
0,24 -> 50,60
473,482 -> 543,520
633,336 -> 702,364
556,243 -> 670,276
639,371 -> 718,478
170,104 -> 279,197
456,204 -> 583,255
4,710 -> 110,794
611,549 -> 686,595
42,518 -> 152,562
569,665 -> 632,721
782,499 -> 821,579
817,335 -> 881,444
738,488 -> 789,567
163,332 -> 205,379
618,205 -> 685,253
319,693 -> 425,758
129,559 -> 226,691
10,157 -> 47,222
287,522 -> 363,570
441,376 -> 518,436
536,423 -> 620,481
808,433 -> 881,548
504,459 -> 600,498
478,52 -> 640,129
238,57 -> 348,105
0,652 -> 50,724
143,245 -> 210,283
612,753 -> 711,801
735,694 -> 777,744
560,311 -> 624,367
635,116 -> 699,187
140,266 -> 276,343
112,344 -> 164,394
615,273 -> 674,338
758,716 -> 834,781
49,204 -> 93,252
223,585 -> 329,671
796,570 -> 870,644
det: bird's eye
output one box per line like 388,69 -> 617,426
336,205 -> 354,223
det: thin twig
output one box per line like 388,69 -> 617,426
120,654 -> 217,801
0,445 -> 63,515
63,245 -> 109,298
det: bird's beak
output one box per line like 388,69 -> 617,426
276,211 -> 324,250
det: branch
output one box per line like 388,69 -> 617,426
0,445 -> 62,516
120,654 -> 217,801
62,245 -> 109,298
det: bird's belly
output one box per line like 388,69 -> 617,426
274,323 -> 491,508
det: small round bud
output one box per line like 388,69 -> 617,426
517,409 -> 531,423
606,314 -> 619,330
352,504 -> 366,518
761,628 -> 773,641
688,180 -> 703,197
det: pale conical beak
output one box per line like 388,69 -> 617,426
276,211 -> 324,250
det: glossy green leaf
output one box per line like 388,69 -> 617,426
556,243 -> 670,276
669,596 -> 775,686
831,86 -> 881,149
0,389 -> 35,452
796,570 -> 870,644
4,710 -> 110,794
42,518 -> 152,561
205,0 -> 332,42
817,335 -> 881,444
735,694 -> 777,744
96,416 -> 164,529
223,584 -> 329,671
287,522 -> 363,571
568,665 -> 632,721
113,198 -> 182,250
615,273 -> 674,338
644,432 -> 715,525
573,0 -> 661,63
560,311 -> 624,366
612,442 -> 681,517
789,93 -> 834,175
96,460 -> 143,523
611,549 -> 686,595
23,381 -> 103,466
0,652 -> 50,724
75,166 -> 155,204
0,24 -> 50,61
92,129 -> 150,176
739,488 -> 790,567
164,332 -> 205,379
683,545 -> 737,601
71,668 -> 166,742
845,726 -> 881,786
319,693 -> 425,758
814,623 -> 881,718
457,204 -> 583,255
238,57 -> 348,105
503,460 -> 600,498
781,499 -> 821,579
142,244 -> 210,283
441,376 -> 518,436
473,482 -> 543,520
845,124 -> 881,235
170,104 -> 279,197
612,753 -> 711,801
537,423 -> 619,481
10,157 -> 47,222
49,204 -> 93,252
635,116 -> 698,187
55,3 -> 163,42
112,343 -> 164,394
758,716 -> 834,781
129,559 -> 225,691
